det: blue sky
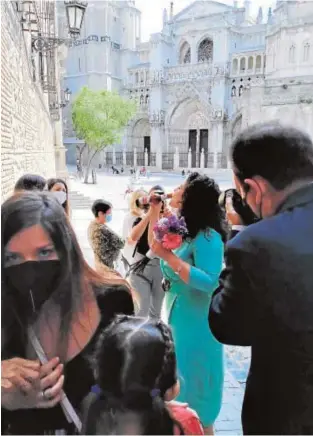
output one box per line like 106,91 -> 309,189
136,0 -> 276,41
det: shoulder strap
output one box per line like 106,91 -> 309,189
27,327 -> 82,433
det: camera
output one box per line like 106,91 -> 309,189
218,189 -> 259,226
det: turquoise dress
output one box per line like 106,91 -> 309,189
160,229 -> 224,427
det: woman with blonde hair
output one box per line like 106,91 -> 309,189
121,189 -> 148,273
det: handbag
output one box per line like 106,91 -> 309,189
27,327 -> 82,433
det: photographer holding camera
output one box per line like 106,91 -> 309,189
219,189 -> 259,239
126,185 -> 167,318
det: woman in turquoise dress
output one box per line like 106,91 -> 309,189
151,173 -> 228,434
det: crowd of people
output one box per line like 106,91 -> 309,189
2,122 -> 313,435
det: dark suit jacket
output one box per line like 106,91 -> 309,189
209,183 -> 313,435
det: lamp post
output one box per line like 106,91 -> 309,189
64,1 -> 88,39
49,88 -> 72,111
32,1 -> 88,52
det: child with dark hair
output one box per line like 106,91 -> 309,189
88,199 -> 124,272
83,316 -> 204,435
14,174 -> 46,193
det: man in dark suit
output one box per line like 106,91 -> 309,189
209,123 -> 313,435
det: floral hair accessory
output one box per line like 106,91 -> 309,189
154,215 -> 188,250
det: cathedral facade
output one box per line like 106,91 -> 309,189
63,0 -> 313,170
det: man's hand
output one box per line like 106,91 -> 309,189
225,196 -> 244,226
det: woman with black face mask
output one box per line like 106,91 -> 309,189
1,192 -> 134,435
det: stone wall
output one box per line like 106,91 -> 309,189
1,2 -> 56,202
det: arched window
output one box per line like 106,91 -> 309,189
140,94 -> 144,105
240,57 -> 246,72
231,86 -> 236,97
179,41 -> 191,64
232,58 -> 238,74
145,94 -> 149,104
256,55 -> 262,71
239,85 -> 244,96
303,42 -> 310,62
198,38 -> 213,62
248,56 -> 254,71
289,45 -> 296,63
135,72 -> 139,83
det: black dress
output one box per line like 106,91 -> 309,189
1,284 -> 134,435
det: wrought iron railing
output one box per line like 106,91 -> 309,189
149,152 -> 156,167
137,152 -> 145,167
179,153 -> 188,168
162,153 -> 174,170
115,152 -> 123,166
106,152 -> 113,166
126,152 -> 134,166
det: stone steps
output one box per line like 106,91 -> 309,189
68,191 -> 93,209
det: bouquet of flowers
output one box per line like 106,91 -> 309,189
154,215 -> 188,250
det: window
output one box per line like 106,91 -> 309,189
248,56 -> 254,71
232,58 -> 238,74
289,45 -> 296,63
239,85 -> 244,96
198,38 -> 213,62
303,43 -> 310,62
135,72 -> 139,83
179,41 -> 191,64
256,55 -> 262,70
231,86 -> 236,97
240,57 -> 246,72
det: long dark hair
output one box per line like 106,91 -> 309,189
84,316 -> 183,435
181,174 -> 228,242
47,177 -> 70,216
1,192 -> 133,358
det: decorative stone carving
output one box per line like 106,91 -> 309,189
149,110 -> 165,126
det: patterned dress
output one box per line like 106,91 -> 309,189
88,220 -> 124,270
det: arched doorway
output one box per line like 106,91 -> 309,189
168,99 -> 211,168
131,118 -> 151,165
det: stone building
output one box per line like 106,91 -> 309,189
63,0 -> 313,170
1,0 -> 68,201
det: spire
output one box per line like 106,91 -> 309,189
244,1 -> 251,21
267,7 -> 273,24
256,6 -> 263,24
163,8 -> 168,25
169,2 -> 174,20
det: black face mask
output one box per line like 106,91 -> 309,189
5,260 -> 61,318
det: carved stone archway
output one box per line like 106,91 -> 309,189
130,118 -> 151,151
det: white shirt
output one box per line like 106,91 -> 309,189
121,212 -> 144,266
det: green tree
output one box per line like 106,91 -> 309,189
72,87 -> 136,183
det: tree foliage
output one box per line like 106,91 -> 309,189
72,87 -> 136,151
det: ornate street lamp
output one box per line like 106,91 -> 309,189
32,1 -> 88,52
64,88 -> 72,104
64,1 -> 88,39
49,88 -> 72,111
